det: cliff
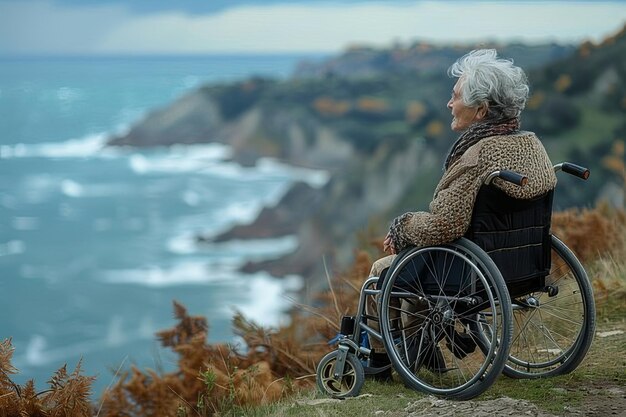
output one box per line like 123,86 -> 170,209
108,29 -> 626,281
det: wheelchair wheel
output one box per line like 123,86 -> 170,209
379,238 -> 512,400
316,350 -> 365,398
503,235 -> 596,378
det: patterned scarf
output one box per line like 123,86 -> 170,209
444,117 -> 521,170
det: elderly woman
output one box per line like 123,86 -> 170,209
367,49 -> 557,375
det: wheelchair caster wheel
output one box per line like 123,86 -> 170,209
316,350 -> 364,398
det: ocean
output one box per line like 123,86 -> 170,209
0,55 -> 327,397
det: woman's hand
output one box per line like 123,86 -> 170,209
383,232 -> 396,255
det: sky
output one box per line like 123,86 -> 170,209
1,0 -> 625,55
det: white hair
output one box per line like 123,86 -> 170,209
448,49 -> 529,120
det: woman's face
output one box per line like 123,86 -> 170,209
447,79 -> 484,131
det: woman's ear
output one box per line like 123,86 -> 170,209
476,103 -> 488,121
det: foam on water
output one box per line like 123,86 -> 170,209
0,240 -> 25,256
167,234 -> 298,258
100,260 -> 229,287
128,144 -> 233,175
56,86 -> 84,102
0,133 -> 111,159
12,217 -> 40,231
60,179 -> 84,197
15,316 -> 155,369
212,236 -> 299,260
256,158 -> 331,188
236,273 -> 302,327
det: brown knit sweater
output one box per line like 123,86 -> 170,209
390,131 -> 557,250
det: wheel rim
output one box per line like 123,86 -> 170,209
380,245 -> 508,396
319,355 -> 358,396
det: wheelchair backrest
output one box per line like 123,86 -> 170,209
465,184 -> 554,296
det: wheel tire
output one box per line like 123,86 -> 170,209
503,235 -> 596,378
316,350 -> 365,398
379,238 -> 513,400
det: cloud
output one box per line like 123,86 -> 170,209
0,0 -> 131,54
1,0 -> 625,55
96,1 -> 626,53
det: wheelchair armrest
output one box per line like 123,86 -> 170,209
553,162 -> 590,180
484,170 -> 528,186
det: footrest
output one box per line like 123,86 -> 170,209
363,364 -> 392,375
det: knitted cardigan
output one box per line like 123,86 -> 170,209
390,131 -> 557,251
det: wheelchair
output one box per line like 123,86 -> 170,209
316,162 -> 596,400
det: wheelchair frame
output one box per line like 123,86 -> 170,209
316,162 -> 596,400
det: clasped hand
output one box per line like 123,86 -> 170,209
383,232 -> 396,255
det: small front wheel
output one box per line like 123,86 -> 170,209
316,350 -> 365,398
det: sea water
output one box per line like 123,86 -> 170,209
0,55 -> 327,397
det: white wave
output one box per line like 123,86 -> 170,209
167,232 -> 198,255
0,133 -> 110,159
106,315 -> 126,347
213,236 -> 299,260
56,86 -> 83,102
100,260 -> 228,287
21,334 -> 104,367
130,150 -> 328,189
236,273 -> 303,327
60,179 -> 84,197
167,233 -> 298,259
138,315 -> 156,339
129,143 -> 232,175
16,324 -> 152,369
256,158 -> 330,188
182,189 -> 200,206
0,240 -> 25,256
24,335 -> 48,366
218,200 -> 262,226
12,217 -> 39,231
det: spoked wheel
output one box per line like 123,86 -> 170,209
379,238 -> 512,400
503,235 -> 596,378
316,350 -> 365,398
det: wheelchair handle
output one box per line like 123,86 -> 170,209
554,162 -> 590,180
485,170 -> 528,187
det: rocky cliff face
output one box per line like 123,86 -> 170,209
109,91 -> 223,147
108,82 -> 442,280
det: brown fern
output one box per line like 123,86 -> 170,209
42,360 -> 96,417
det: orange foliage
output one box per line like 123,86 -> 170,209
312,97 -> 351,116
0,339 -> 95,417
578,40 -> 594,58
554,74 -> 572,93
527,91 -> 545,110
552,204 -> 626,262
426,120 -> 445,137
405,100 -> 427,124
355,97 -> 389,113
